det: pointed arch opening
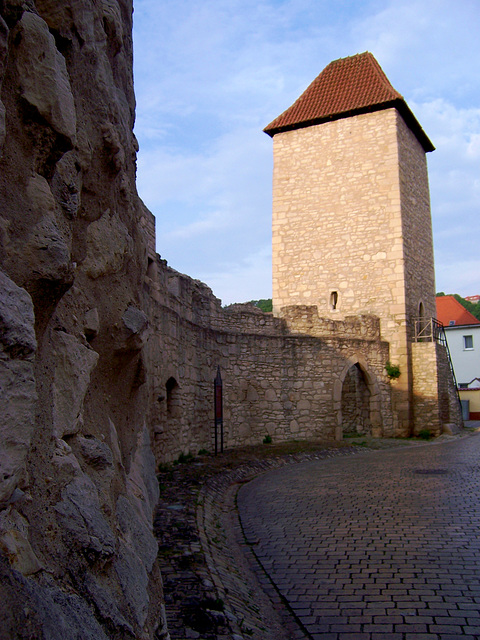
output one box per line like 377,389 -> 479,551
330,291 -> 338,310
341,363 -> 371,436
335,359 -> 382,440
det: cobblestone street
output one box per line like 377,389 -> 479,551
238,433 -> 480,640
155,441 -> 371,639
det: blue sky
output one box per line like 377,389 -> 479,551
133,0 -> 480,305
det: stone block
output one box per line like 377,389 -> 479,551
14,12 -> 76,142
52,332 -> 99,438
83,308 -> 99,341
0,272 -> 37,509
54,473 -> 115,560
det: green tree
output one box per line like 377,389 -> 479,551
453,294 -> 480,321
250,299 -> 273,312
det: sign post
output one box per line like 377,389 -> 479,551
214,366 -> 223,455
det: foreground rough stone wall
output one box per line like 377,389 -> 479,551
0,2 -> 168,638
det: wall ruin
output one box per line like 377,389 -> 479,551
143,243 -> 395,463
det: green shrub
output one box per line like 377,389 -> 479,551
418,429 -> 432,440
263,434 -> 272,444
157,463 -> 171,474
254,299 -> 273,312
174,452 -> 194,465
385,361 -> 401,379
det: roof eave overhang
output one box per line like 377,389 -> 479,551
264,99 -> 435,153
444,323 -> 480,329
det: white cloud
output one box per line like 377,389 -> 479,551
467,134 -> 480,160
353,0 -> 480,105
163,210 -> 229,241
136,123 -> 272,293
133,0 -> 480,302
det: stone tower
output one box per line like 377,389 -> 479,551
265,52 -> 456,434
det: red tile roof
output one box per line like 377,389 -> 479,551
264,52 -> 434,152
436,295 -> 480,326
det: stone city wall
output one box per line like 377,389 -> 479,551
144,255 -> 394,463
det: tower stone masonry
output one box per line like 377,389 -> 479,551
265,52 -> 458,433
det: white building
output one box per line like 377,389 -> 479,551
442,325 -> 480,387
437,296 -> 480,419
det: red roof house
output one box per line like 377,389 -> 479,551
436,295 -> 480,327
264,52 -> 434,152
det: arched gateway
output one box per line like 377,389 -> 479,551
335,360 -> 383,440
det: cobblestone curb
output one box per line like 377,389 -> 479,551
197,449 -> 368,640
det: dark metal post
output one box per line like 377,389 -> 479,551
214,366 -> 223,455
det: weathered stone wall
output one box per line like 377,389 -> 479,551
144,257 -> 394,463
271,110 -> 411,432
437,344 -> 463,430
411,342 -> 441,434
411,341 -> 463,435
271,110 -> 405,331
0,2 -> 168,638
397,112 -> 437,325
